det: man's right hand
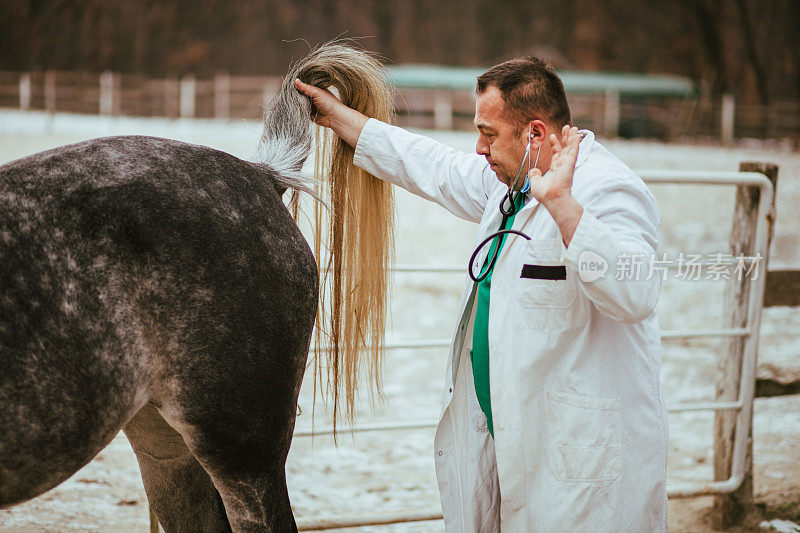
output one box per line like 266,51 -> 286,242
294,78 -> 368,148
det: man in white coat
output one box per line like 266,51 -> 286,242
295,55 -> 668,532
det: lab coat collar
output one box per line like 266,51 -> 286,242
575,129 -> 595,169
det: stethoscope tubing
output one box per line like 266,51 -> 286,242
468,225 -> 531,283
468,131 -> 539,283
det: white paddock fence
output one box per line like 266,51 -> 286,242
146,165 -> 782,531
3,71 -> 800,142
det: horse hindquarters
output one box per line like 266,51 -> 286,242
140,229 -> 315,532
1,135 -> 316,530
91,139 -> 319,531
155,242 -> 316,532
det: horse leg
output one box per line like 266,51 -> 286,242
123,403 -> 231,533
154,360 -> 303,533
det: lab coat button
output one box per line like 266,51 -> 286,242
448,388 -> 452,393
438,450 -> 443,456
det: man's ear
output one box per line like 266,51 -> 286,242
528,119 -> 548,148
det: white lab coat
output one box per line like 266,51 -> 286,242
353,119 -> 669,532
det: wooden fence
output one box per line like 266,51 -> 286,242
1,70 -> 798,143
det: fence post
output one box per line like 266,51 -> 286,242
99,71 -> 116,115
433,90 -> 453,130
214,73 -> 230,119
712,161 -> 778,528
179,75 -> 195,118
44,71 -> 56,113
19,73 -> 31,111
603,89 -> 620,137
721,93 -> 735,145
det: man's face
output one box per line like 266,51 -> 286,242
474,85 -> 528,188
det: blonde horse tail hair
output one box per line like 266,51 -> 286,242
258,42 -> 395,433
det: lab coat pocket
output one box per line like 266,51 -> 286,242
545,389 -> 622,483
516,238 -> 578,328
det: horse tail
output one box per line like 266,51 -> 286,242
258,42 -> 396,431
252,53 -> 316,195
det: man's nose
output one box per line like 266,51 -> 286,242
476,137 -> 489,156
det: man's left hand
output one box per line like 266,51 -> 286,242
529,125 -> 584,247
528,125 -> 580,204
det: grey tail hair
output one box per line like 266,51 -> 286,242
251,52 -> 316,196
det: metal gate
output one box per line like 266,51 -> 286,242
289,168 -> 774,530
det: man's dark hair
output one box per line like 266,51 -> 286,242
476,57 -> 572,133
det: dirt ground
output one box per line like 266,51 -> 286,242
0,112 -> 798,532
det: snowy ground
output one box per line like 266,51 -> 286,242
0,110 -> 798,532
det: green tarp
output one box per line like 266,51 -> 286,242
386,64 -> 694,97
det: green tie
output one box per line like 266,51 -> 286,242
470,192 -> 524,438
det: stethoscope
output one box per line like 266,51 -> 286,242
468,126 -> 541,283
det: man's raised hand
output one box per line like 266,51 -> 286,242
528,125 -> 580,204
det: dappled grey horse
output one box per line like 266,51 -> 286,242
0,44 -> 395,532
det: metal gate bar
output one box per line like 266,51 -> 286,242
296,508 -> 443,531
310,326 -> 750,353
